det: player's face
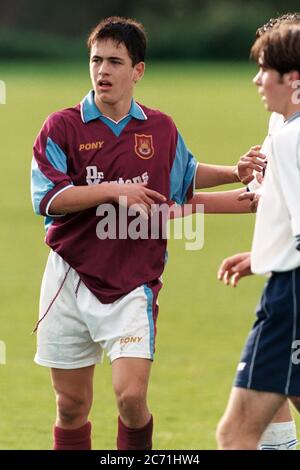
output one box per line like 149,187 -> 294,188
89,39 -> 145,114
253,57 -> 288,114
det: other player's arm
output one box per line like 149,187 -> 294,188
188,188 -> 254,213
168,188 -> 255,218
217,252 -> 252,287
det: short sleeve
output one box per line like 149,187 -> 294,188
31,114 -> 73,216
170,132 -> 197,204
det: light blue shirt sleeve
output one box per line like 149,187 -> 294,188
170,132 -> 197,204
31,136 -> 73,215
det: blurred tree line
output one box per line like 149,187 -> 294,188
0,0 -> 299,60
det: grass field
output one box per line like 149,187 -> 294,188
1,61 -> 298,449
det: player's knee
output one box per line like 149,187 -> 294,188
216,419 -> 241,449
116,388 -> 146,416
216,419 -> 235,449
56,392 -> 91,425
216,419 -> 259,450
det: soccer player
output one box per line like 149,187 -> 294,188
216,22 -> 300,450
31,17 -> 257,450
217,13 -> 300,451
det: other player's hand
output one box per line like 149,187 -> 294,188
238,191 -> 260,213
235,145 -> 267,185
217,252 -> 252,287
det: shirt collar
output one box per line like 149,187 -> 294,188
80,90 -> 147,123
285,111 -> 300,125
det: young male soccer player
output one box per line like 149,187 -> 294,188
216,23 -> 300,450
31,17 -> 256,450
217,13 -> 300,451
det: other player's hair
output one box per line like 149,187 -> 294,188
251,23 -> 300,75
256,12 -> 300,38
87,16 -> 147,65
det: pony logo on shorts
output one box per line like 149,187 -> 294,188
120,336 -> 143,345
134,134 -> 154,160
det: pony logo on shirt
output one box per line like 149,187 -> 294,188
134,134 -> 154,160
79,141 -> 104,151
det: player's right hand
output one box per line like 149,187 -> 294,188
114,182 -> 166,218
217,252 -> 252,287
237,145 -> 267,185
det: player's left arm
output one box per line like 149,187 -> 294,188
194,162 -> 240,188
195,146 -> 266,189
169,131 -> 256,213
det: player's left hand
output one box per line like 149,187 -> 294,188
218,252 -> 252,287
235,145 -> 267,185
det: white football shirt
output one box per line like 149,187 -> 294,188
251,113 -> 300,274
248,112 -> 284,193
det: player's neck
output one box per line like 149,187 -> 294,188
282,94 -> 300,121
95,96 -> 132,122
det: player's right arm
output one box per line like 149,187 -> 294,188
31,114 -> 165,218
217,252 -> 252,287
49,182 -> 165,216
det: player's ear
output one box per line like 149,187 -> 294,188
284,70 -> 300,87
133,62 -> 145,83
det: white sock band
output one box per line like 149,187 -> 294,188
260,421 -> 298,450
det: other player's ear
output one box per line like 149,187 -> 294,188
133,62 -> 145,83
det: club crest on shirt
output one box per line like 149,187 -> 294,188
134,134 -> 154,160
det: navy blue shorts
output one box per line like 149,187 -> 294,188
235,267 -> 300,396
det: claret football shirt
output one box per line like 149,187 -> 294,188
31,90 -> 197,303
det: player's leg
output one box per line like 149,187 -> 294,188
270,400 -> 293,423
51,366 -> 94,450
34,251 -> 103,450
112,357 -> 153,450
260,400 -> 298,450
231,269 -> 300,450
81,278 -> 162,450
216,386 -> 286,449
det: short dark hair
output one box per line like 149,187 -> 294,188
87,16 -> 147,65
251,23 -> 300,75
256,12 -> 300,38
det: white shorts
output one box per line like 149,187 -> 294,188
34,251 -> 161,369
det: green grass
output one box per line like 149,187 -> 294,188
1,61 -> 298,449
